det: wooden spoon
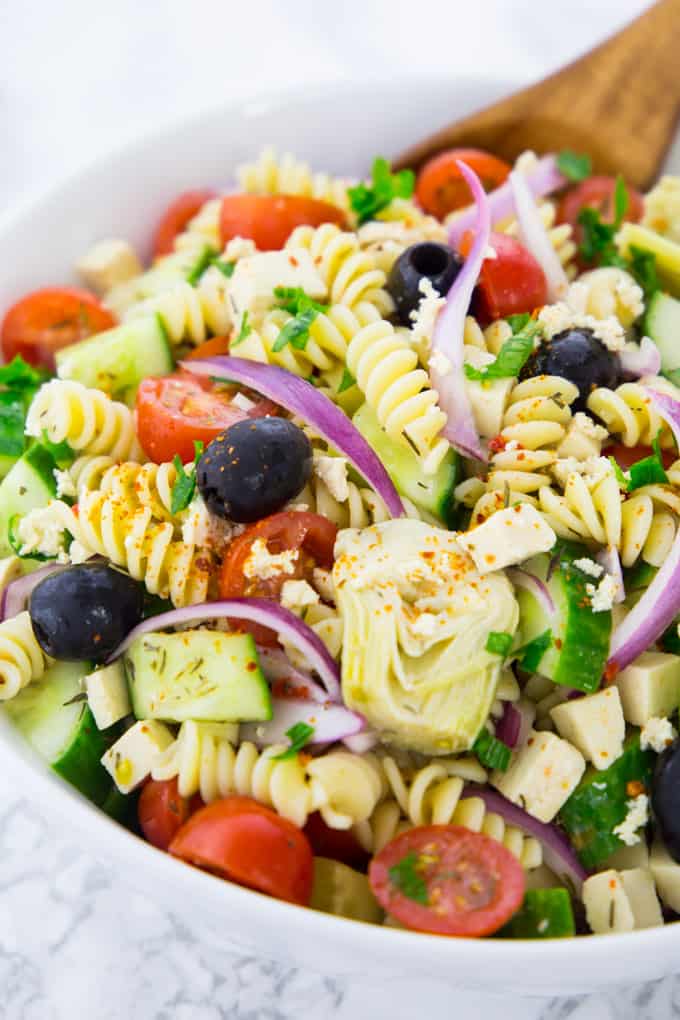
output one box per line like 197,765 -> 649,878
396,0 -> 680,190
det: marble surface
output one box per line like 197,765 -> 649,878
3,0 -> 680,1016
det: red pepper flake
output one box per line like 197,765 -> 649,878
488,435 -> 507,453
603,662 -> 619,686
626,780 -> 645,798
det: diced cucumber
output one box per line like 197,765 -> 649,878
559,735 -> 654,869
617,223 -> 680,297
4,659 -> 115,806
352,403 -> 459,525
498,889 -> 575,939
0,444 -> 57,556
55,314 -> 174,398
515,542 -> 612,693
643,291 -> 680,384
310,858 -> 383,923
125,629 -> 272,723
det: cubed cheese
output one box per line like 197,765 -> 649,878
491,729 -> 585,823
583,868 -> 662,934
313,453 -> 349,502
650,840 -> 680,913
464,373 -> 514,439
85,661 -> 132,730
620,868 -> 663,929
76,239 -> 142,294
458,504 -> 556,574
556,412 -> 608,460
614,651 -> 680,725
101,720 -> 174,794
228,250 -> 327,318
550,688 -> 625,771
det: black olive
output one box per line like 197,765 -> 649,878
519,327 -> 621,412
652,741 -> 680,863
197,417 -> 312,523
30,564 -> 145,662
387,242 -> 463,326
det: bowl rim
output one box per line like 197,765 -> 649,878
0,72 -> 677,971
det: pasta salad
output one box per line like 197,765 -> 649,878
2,144 -> 680,938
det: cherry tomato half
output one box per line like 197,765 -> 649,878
416,149 -> 511,220
219,194 -> 346,251
219,510 -> 337,645
135,371 -> 278,464
557,176 -> 644,261
153,188 -> 217,257
1,287 -> 116,372
138,778 -> 192,851
459,231 -> 548,324
605,442 -> 676,472
369,825 -> 525,936
169,795 -> 314,906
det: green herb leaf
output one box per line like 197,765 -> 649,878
613,175 -> 629,227
337,366 -> 357,394
518,629 -> 552,672
577,207 -> 627,270
485,631 -> 514,657
214,258 -> 235,279
464,321 -> 541,381
274,286 -> 327,316
273,721 -> 316,761
627,245 -> 659,301
556,151 -> 592,183
388,851 -> 429,905
609,456 -> 630,490
170,440 -> 204,515
186,246 -> 218,286
506,313 -> 531,332
0,356 -> 47,392
40,431 -> 75,467
348,157 -> 415,225
473,728 -> 512,772
272,307 -> 319,352
231,311 -> 252,348
628,431 -> 669,490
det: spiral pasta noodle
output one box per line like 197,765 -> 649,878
501,199 -> 577,276
26,380 -> 144,461
0,611 -> 52,702
171,197 -> 222,255
296,473 -> 425,530
67,456 -> 179,527
237,148 -> 352,213
124,273 -> 231,347
567,267 -> 643,327
587,382 -> 677,448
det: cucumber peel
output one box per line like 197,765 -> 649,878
499,888 -> 575,939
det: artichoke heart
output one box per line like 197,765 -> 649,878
333,519 -> 518,755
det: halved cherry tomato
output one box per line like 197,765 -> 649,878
1,287 -> 116,371
138,778 -> 192,851
369,825 -> 525,937
185,336 -> 231,360
304,812 -> 369,871
605,442 -> 676,472
557,176 -> 644,260
169,795 -> 314,905
219,510 -> 337,645
416,149 -> 511,220
459,231 -> 548,324
219,194 -> 346,252
136,371 -> 278,464
153,188 -> 217,257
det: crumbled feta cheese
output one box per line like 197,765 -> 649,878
222,236 -> 258,261
54,468 -> 77,500
230,391 -> 256,412
280,579 -> 320,614
640,716 -> 678,753
573,412 -> 609,442
552,455 -> 613,489
573,557 -> 604,578
313,453 -> 349,503
76,238 -> 142,295
312,567 -> 335,603
409,277 -> 446,358
538,300 -> 626,352
457,504 -> 556,574
429,348 -> 452,376
16,505 -> 68,560
613,794 -> 649,847
586,573 -> 620,613
243,538 -> 298,580
180,495 -> 237,549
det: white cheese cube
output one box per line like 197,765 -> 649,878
458,504 -> 556,574
228,250 -> 327,318
583,870 -> 635,933
491,729 -> 585,823
650,840 -> 680,913
606,841 -> 650,872
620,868 -> 663,929
614,651 -> 680,725
76,239 -> 142,294
550,688 -> 625,771
101,720 -> 174,794
85,661 -> 132,730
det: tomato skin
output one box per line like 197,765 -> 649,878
153,189 -> 217,257
135,372 -> 278,464
459,231 -> 548,324
605,442 -> 676,471
219,511 -> 337,645
138,778 -> 192,851
1,287 -> 116,371
369,825 -> 525,937
303,812 -> 369,871
557,176 -> 644,259
169,795 -> 314,905
416,149 -> 511,220
185,336 -> 231,360
219,194 -> 346,251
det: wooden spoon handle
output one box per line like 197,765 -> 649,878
397,0 -> 680,188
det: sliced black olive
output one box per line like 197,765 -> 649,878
652,740 -> 680,863
387,242 -> 463,326
519,327 -> 621,412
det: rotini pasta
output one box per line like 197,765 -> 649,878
237,148 -> 352,213
124,272 -> 232,348
567,267 -> 643,327
0,611 -> 52,702
26,380 -> 144,461
500,199 -> 577,277
587,381 -> 678,448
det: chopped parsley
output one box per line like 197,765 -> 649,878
0,356 -> 46,392
348,156 -> 415,225
270,287 -> 328,354
337,366 -> 357,394
231,311 -> 252,347
473,729 -> 512,772
518,629 -> 552,672
628,433 -> 669,490
214,258 -> 236,279
485,631 -> 514,657
0,357 -> 48,461
388,851 -> 429,905
185,246 -> 218,286
273,721 -> 316,761
577,175 -> 629,268
627,245 -> 659,301
170,440 -> 204,514
274,286 -> 327,317
609,456 -> 629,489
556,151 -> 592,183
464,320 -> 542,381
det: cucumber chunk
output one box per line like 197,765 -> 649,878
516,542 -> 612,693
4,659 -> 115,805
499,888 -> 575,939
0,444 -> 57,556
643,291 -> 680,384
352,403 -> 459,525
55,314 -> 173,398
311,858 -> 383,923
617,223 -> 680,298
559,735 -> 654,869
125,629 -> 272,723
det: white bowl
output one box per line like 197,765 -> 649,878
1,76 -> 678,997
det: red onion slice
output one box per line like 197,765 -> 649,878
596,546 -> 625,604
608,388 -> 680,671
506,567 -> 556,615
240,697 -> 364,747
256,646 -> 328,704
0,563 -> 68,622
430,160 -> 487,461
464,784 -> 588,891
107,597 -> 341,701
618,337 -> 662,380
181,356 -> 404,518
508,169 -> 568,301
448,154 -> 567,248
495,702 -> 522,748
